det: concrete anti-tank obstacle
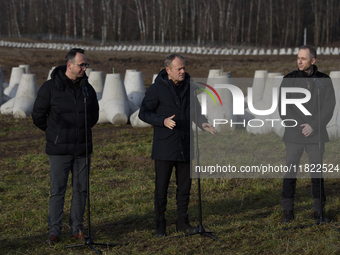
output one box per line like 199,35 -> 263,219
13,74 -> 39,118
246,73 -> 283,135
97,99 -> 108,123
0,97 -> 16,115
47,67 -> 56,80
98,73 -> 129,125
327,71 -> 340,138
208,69 -> 223,78
286,48 -> 293,55
251,72 -> 283,111
152,74 -> 158,84
324,47 -> 331,55
124,69 -> 137,83
18,64 -> 31,74
85,68 -> 93,77
4,67 -> 26,98
129,109 -> 151,128
246,70 -> 269,105
88,71 -> 104,100
333,48 -> 339,55
124,70 -> 146,115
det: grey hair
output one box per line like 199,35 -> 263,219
299,45 -> 317,59
164,54 -> 185,68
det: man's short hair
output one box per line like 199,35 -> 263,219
65,48 -> 85,63
164,54 -> 185,68
299,45 -> 317,59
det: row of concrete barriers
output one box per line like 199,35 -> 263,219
2,65 -> 340,138
0,40 -> 339,56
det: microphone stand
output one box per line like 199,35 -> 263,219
65,86 -> 118,253
170,82 -> 220,241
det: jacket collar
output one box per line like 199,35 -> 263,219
297,65 -> 318,77
51,65 -> 88,90
155,69 -> 191,87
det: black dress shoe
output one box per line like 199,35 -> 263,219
155,217 -> 166,237
176,216 -> 197,234
313,211 -> 331,223
282,210 -> 294,223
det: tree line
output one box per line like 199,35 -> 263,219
1,0 -> 340,47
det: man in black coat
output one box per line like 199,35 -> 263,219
279,45 -> 335,223
139,54 -> 215,237
32,48 -> 99,244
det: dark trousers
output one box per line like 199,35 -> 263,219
48,155 -> 90,237
154,160 -> 191,218
281,143 -> 325,211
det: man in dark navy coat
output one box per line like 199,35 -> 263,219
139,54 -> 215,237
279,45 -> 335,223
32,48 -> 99,244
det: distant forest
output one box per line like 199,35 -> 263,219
1,0 -> 339,47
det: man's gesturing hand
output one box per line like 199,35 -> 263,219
164,115 -> 176,130
202,123 -> 216,135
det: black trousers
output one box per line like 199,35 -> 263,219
154,160 -> 191,218
281,142 -> 325,211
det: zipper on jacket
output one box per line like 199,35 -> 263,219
69,86 -> 79,156
54,122 -> 63,144
54,134 -> 59,144
168,83 -> 181,108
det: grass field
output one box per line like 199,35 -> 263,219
1,114 -> 340,255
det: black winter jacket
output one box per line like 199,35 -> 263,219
278,65 -> 335,143
32,65 -> 99,156
139,69 -> 207,161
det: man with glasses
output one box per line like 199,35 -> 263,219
32,48 -> 99,244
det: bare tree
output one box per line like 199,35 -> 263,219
101,0 -> 107,44
1,0 -> 340,48
10,0 -> 21,37
269,0 -> 273,47
152,0 -> 156,44
81,0 -> 86,39
72,0 -> 77,38
190,0 -> 197,42
117,1 -> 123,42
255,0 -> 261,46
216,0 -> 225,42
247,0 -> 254,44
134,0 -> 146,42
311,0 -> 321,46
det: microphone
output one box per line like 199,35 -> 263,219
313,78 -> 324,89
82,85 -> 89,99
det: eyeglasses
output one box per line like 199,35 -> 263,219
76,63 -> 89,69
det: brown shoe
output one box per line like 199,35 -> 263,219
46,235 -> 59,245
72,231 -> 87,240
